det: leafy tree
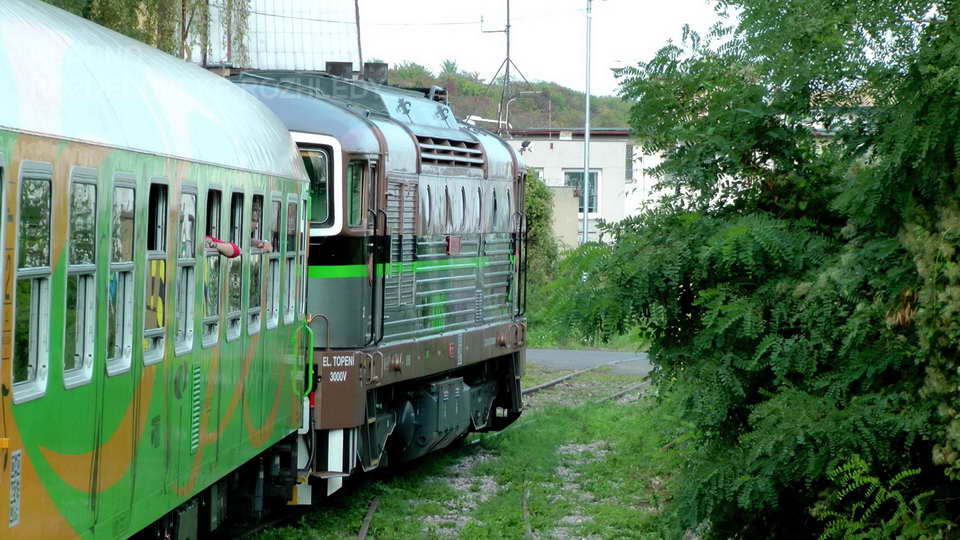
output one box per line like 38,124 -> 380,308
40,0 -> 246,62
440,59 -> 460,77
390,61 -> 435,88
524,173 -> 559,282
540,0 -> 960,536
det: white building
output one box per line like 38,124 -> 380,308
506,128 -> 659,246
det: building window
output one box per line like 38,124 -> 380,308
65,171 -> 97,387
176,191 -> 197,355
107,183 -> 136,375
625,144 -> 635,184
528,167 -> 544,181
564,170 -> 599,213
14,167 -> 52,400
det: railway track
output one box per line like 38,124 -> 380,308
235,357 -> 649,539
466,356 -> 650,449
521,356 -> 644,397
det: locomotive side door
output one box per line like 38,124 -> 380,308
366,160 -> 384,345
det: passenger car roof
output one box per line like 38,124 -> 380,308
0,0 -> 306,181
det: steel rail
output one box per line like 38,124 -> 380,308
521,356 -> 644,396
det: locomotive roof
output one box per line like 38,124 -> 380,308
232,71 -> 520,180
0,0 -> 307,181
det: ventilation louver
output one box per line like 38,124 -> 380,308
417,137 -> 484,169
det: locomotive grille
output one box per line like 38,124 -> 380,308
190,364 -> 202,454
385,181 -> 417,314
417,137 -> 484,169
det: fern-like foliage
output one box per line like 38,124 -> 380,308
533,0 -> 960,537
814,456 -> 953,539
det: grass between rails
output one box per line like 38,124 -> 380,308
256,378 -> 686,539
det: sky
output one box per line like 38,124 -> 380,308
358,0 -> 726,97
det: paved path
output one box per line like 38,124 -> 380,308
527,348 -> 651,377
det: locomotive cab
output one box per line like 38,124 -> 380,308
300,142 -> 382,348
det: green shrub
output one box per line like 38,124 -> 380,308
543,0 -> 960,536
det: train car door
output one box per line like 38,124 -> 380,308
367,160 -> 384,345
94,173 -> 142,535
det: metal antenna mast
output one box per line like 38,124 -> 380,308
483,0 -> 531,135
355,0 -> 364,76
582,0 -> 592,244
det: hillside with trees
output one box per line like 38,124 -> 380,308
388,60 -> 630,129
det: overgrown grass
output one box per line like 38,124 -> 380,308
519,361 -> 573,388
255,387 -> 685,539
527,324 -> 649,353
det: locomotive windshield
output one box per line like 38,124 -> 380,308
300,148 -> 330,224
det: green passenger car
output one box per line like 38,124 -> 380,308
0,1 -> 310,538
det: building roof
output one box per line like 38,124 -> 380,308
0,0 -> 306,180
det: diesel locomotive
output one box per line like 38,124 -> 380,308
232,71 -> 528,500
0,1 -> 526,538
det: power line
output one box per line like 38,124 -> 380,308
370,19 -> 480,27
209,1 -> 356,25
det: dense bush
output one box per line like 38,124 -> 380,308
542,0 -> 960,536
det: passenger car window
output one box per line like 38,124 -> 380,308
64,172 -> 97,385
107,184 -> 136,375
14,170 -> 52,395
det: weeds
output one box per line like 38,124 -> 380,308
255,384 -> 682,539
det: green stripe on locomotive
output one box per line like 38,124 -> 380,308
2,129 -> 307,539
307,240 -> 518,345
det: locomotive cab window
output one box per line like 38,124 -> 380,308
301,148 -> 331,225
202,188 -> 222,347
14,163 -> 53,402
225,192 -> 244,341
176,190 -> 197,355
144,182 -> 168,364
107,181 -> 136,376
347,161 -> 364,228
64,169 -> 97,388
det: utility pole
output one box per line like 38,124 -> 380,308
582,0 -> 592,244
500,0 -> 511,132
355,0 -> 364,76
484,0 -> 531,135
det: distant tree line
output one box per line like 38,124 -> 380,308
40,0 -> 250,63
388,60 -> 631,129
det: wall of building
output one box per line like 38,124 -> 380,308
510,137 -> 660,244
549,186 -> 580,249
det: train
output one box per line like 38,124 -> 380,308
0,1 -> 527,539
